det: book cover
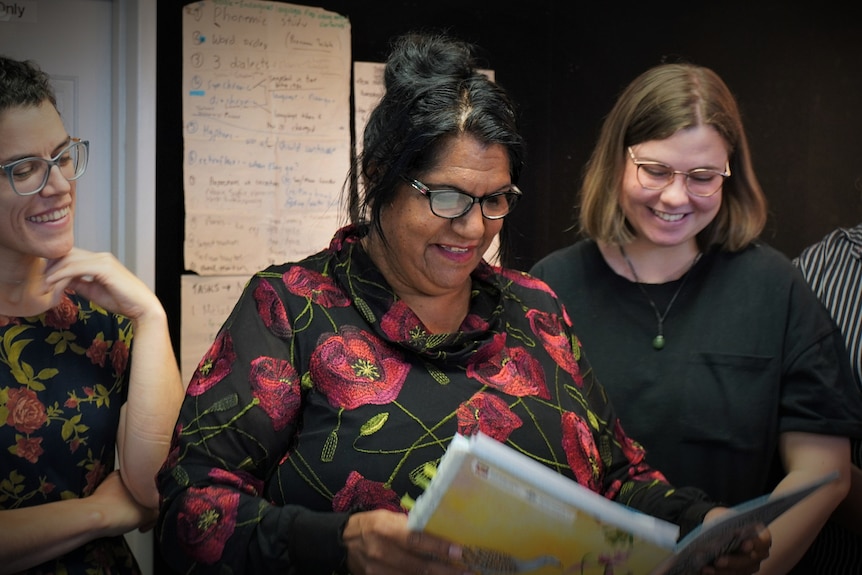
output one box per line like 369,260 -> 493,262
407,432 -> 679,575
657,469 -> 838,575
408,432 -> 837,575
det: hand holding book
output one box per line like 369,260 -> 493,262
408,433 -> 836,575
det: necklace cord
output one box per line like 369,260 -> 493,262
619,246 -> 702,350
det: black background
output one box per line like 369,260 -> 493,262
154,2 -> 861,566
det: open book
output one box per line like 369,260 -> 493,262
407,432 -> 837,575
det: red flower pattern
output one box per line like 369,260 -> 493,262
561,411 -> 602,492
84,460 -> 107,496
613,419 -> 668,485
456,392 -> 522,441
470,332 -> 507,364
497,268 -> 556,295
44,291 -> 78,329
380,300 -> 420,341
188,331 -> 236,397
15,436 -> 44,463
110,340 -> 129,375
208,467 -> 266,497
86,337 -> 109,367
613,419 -> 644,466
254,281 -> 293,338
559,302 -> 574,328
311,326 -> 409,410
332,471 -> 404,513
177,486 -> 240,564
162,424 -> 183,471
327,225 -> 361,253
461,313 -> 489,333
0,290 -> 133,571
283,266 -> 350,307
6,387 -> 47,433
249,356 -> 302,431
526,309 -> 582,386
467,341 -> 549,399
152,227 -> 693,572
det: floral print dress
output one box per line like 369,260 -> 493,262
0,291 -> 137,574
156,225 -> 714,574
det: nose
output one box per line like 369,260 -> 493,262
39,163 -> 72,196
451,201 -> 487,237
658,174 -> 690,205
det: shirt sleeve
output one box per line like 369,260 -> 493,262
156,273 -> 347,574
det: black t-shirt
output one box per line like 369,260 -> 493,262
531,239 -> 862,505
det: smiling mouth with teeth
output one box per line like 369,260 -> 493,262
653,210 -> 685,222
28,206 -> 70,223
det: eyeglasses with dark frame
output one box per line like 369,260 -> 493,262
402,176 -> 522,220
627,146 -> 730,198
0,139 -> 90,196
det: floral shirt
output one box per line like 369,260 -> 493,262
156,225 -> 714,574
0,291 -> 137,574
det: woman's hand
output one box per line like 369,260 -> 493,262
343,510 -> 469,575
43,247 -> 162,321
699,508 -> 772,575
0,471 -> 157,574
90,470 -> 159,535
44,246 -> 184,509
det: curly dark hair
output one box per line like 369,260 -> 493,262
346,31 -> 525,264
0,55 -> 57,113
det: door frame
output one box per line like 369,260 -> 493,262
114,0 -> 157,288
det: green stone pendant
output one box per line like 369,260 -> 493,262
652,335 -> 665,350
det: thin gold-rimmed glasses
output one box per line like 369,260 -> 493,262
627,146 -> 730,198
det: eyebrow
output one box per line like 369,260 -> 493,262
2,136 -> 72,165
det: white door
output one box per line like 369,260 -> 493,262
0,0 -> 114,252
0,1 -> 157,573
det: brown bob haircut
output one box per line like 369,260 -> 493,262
579,63 -> 767,252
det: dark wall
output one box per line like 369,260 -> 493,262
154,3 -> 861,564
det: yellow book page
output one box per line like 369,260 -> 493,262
423,456 -> 672,575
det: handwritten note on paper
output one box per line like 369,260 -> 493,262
353,61 -> 385,159
180,274 -> 249,384
183,1 -> 351,275
185,211 -> 338,275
